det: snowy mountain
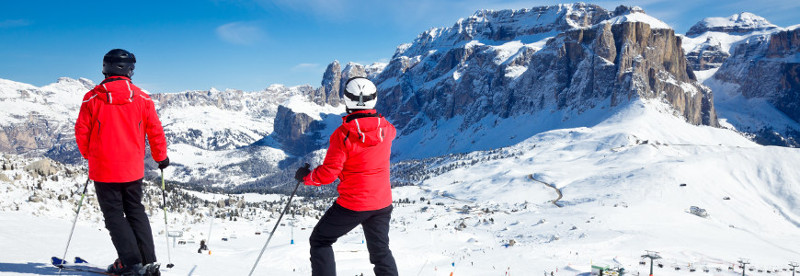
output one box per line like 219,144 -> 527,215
2,3 -> 800,275
707,25 -> 800,147
0,4 -> 797,190
371,3 -> 716,160
686,12 -> 778,37
0,77 -> 93,162
3,99 -> 799,275
681,13 -> 800,147
682,12 -> 779,71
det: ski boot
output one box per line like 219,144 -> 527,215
141,262 -> 161,276
106,258 -> 126,275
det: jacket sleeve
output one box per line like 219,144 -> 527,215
143,98 -> 168,162
304,128 -> 348,186
74,96 -> 93,159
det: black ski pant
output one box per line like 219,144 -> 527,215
309,202 -> 398,276
95,178 -> 156,267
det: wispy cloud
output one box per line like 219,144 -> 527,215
0,19 -> 31,28
215,21 -> 266,45
291,63 -> 321,71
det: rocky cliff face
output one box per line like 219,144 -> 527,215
518,21 -> 717,126
714,27 -> 800,138
315,61 -> 343,107
271,105 -> 326,155
685,37 -> 730,71
683,13 -> 778,71
370,4 -> 716,158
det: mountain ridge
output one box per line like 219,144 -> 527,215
0,3 -> 798,191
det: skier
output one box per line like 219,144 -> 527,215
75,49 -> 169,276
295,77 -> 398,276
198,239 -> 209,253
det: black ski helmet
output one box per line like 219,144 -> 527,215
102,49 -> 136,78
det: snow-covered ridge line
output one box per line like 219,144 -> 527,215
687,12 -> 778,36
598,10 -> 671,29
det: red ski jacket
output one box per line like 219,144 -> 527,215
74,76 -> 168,183
304,110 -> 396,211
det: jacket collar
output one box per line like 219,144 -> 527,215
344,109 -> 379,123
100,76 -> 131,85
95,76 -> 136,105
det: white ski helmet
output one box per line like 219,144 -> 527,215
343,77 -> 377,111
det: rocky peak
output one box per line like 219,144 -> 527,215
394,2 -> 612,59
318,61 -> 342,106
715,27 -> 800,119
372,4 -> 719,158
339,62 -> 368,95
612,5 -> 644,16
685,36 -> 730,70
709,26 -> 800,146
271,105 -> 319,156
365,62 -> 388,79
686,12 -> 778,37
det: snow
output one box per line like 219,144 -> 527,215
161,105 -> 274,148
698,12 -> 777,31
282,95 -> 342,121
488,34 -> 554,66
504,65 -> 527,79
693,68 -> 719,83
180,190 -> 288,203
2,97 -> 800,275
489,40 -> 523,64
682,12 -> 781,56
166,142 -> 286,186
681,31 -> 771,56
600,12 -> 672,30
703,72 -> 800,136
0,77 -> 89,127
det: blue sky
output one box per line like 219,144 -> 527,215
1,0 -> 798,93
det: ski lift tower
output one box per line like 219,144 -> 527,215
789,261 -> 798,276
167,230 -> 183,248
288,216 -> 296,245
738,259 -> 750,276
641,250 -> 661,276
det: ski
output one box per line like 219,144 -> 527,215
51,256 -> 116,275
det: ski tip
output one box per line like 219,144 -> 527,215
51,256 -> 67,267
166,263 -> 174,268
74,256 -> 88,263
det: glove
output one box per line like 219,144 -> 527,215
157,157 -> 170,170
294,163 -> 311,182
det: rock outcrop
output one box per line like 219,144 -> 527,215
714,27 -> 800,129
521,21 -> 717,126
685,37 -> 730,71
24,158 -> 58,177
271,105 -> 324,155
683,13 -> 778,71
316,61 -> 343,106
371,4 -> 717,158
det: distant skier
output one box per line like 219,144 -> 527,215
294,77 -> 398,276
75,49 -> 169,276
198,239 -> 208,253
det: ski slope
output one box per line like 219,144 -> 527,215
1,99 -> 800,275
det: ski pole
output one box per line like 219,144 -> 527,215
248,180 -> 302,276
161,169 -> 175,268
58,177 -> 90,268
